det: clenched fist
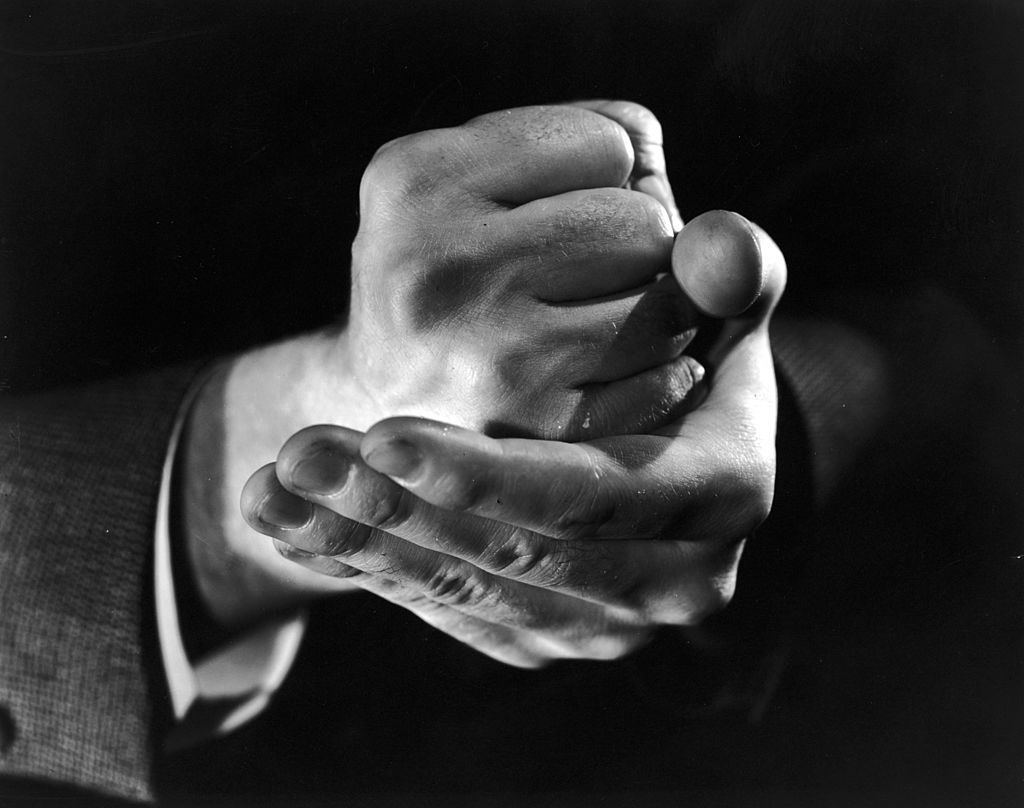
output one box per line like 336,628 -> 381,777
340,102 -> 703,440
182,100 -> 716,627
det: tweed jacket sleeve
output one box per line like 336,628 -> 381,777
0,365 -> 203,803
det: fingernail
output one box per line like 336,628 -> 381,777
363,439 -> 422,482
259,490 -> 312,530
272,538 -> 317,559
290,445 -> 350,495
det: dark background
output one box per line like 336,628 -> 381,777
3,0 -> 1022,388
2,1 -> 1022,805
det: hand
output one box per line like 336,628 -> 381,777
180,100 -> 703,628
247,213 -> 785,666
340,101 -> 703,440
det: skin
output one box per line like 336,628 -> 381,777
181,102 -> 784,664
242,214 -> 783,667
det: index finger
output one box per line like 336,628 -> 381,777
358,417 -> 757,544
457,104 -> 635,203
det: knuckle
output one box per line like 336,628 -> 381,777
551,494 -> 616,540
359,136 -> 409,207
484,534 -> 568,586
360,130 -> 464,214
363,487 -> 413,532
319,518 -> 375,558
425,564 -> 487,608
433,466 -> 488,513
485,538 -> 543,578
363,133 -> 428,187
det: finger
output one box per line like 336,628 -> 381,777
274,428 -> 651,612
538,274 -> 701,385
272,548 -> 555,669
488,186 -> 674,301
246,442 -> 640,651
396,595 -> 554,668
278,428 -> 730,627
457,105 -> 635,202
480,350 -> 706,442
571,99 -> 683,232
671,210 -> 779,320
243,466 -> 553,668
360,408 -> 766,546
666,215 -> 786,435
572,352 -> 708,439
359,419 -> 646,539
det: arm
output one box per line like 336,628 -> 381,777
0,99 -> 732,798
0,366 -> 202,802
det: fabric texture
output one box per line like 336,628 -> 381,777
0,368 -> 203,801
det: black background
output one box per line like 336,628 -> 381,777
2,1 -> 1022,805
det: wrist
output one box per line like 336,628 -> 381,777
180,331 -> 365,629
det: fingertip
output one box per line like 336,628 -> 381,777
361,436 -> 424,484
361,416 -> 480,460
361,417 -> 496,512
240,463 -> 279,523
671,210 -> 766,319
277,424 -> 361,467
565,102 -> 638,189
277,425 -> 362,497
240,463 -> 313,532
582,353 -> 708,438
361,416 -> 428,465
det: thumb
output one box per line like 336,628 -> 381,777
659,213 -> 785,458
671,210 -> 786,320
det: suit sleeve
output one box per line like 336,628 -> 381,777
0,365 -> 202,803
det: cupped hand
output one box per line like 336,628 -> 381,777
246,213 -> 785,666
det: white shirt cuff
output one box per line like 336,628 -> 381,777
154,377 -> 306,745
